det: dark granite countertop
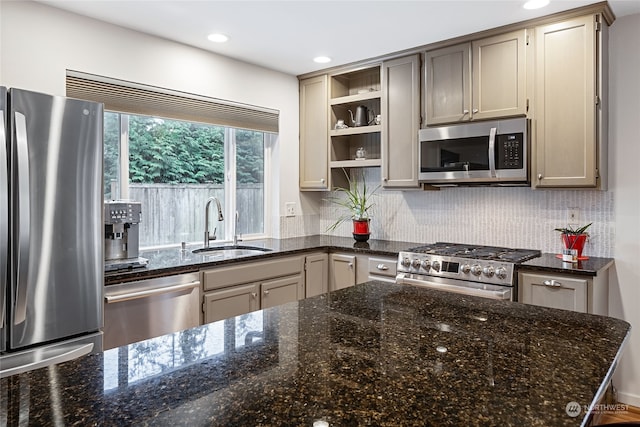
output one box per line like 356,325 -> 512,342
105,235 -> 615,285
1,281 -> 630,426
105,235 -> 422,284
519,253 -> 615,277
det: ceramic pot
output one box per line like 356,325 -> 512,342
352,218 -> 370,242
561,233 -> 588,258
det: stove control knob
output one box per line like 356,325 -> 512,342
421,259 -> 431,270
431,261 -> 441,272
483,266 -> 495,277
412,259 -> 421,269
402,258 -> 411,268
495,267 -> 508,279
471,264 -> 482,276
461,264 -> 471,274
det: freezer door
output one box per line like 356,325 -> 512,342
0,87 -> 7,353
9,88 -> 103,350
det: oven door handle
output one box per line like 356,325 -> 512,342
488,127 -> 497,178
396,274 -> 512,300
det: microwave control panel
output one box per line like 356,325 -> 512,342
496,133 -> 524,169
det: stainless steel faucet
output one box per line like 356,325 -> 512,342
204,197 -> 224,247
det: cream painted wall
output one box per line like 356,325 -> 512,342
609,13 -> 640,407
0,0 -> 301,237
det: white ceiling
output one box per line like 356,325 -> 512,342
40,0 -> 640,76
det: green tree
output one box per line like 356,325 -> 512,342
236,129 -> 264,184
104,114 -> 265,186
128,116 -> 225,184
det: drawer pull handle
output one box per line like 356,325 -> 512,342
543,279 -> 562,287
251,292 -> 257,298
263,290 -> 269,295
377,264 -> 389,271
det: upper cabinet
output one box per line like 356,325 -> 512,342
425,29 -> 527,125
532,14 -> 606,189
299,4 -> 613,191
381,54 -> 421,188
472,30 -> 527,121
425,43 -> 471,125
299,75 -> 329,190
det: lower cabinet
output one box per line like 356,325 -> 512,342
518,271 -> 608,315
203,283 -> 260,324
261,274 -> 304,309
201,255 -> 305,324
330,253 -> 356,291
201,251 -> 398,324
305,252 -> 329,298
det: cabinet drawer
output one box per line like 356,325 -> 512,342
367,257 -> 397,278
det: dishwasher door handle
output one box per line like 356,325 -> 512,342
105,280 -> 200,304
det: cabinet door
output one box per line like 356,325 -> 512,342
381,54 -> 420,188
330,253 -> 356,291
305,253 -> 329,298
300,75 -> 329,190
203,283 -> 260,324
472,29 -> 527,120
261,275 -> 303,309
425,43 -> 471,125
519,272 -> 588,313
534,15 -> 597,187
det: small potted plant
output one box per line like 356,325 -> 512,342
554,222 -> 592,259
326,169 -> 379,242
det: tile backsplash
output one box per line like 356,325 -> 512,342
284,169 -> 615,258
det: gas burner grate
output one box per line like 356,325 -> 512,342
407,242 -> 540,263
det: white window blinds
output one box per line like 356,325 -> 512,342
65,70 -> 279,133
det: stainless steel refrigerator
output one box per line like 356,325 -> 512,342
1,87 -> 104,378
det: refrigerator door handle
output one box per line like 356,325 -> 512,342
13,112 -> 30,325
0,104 -> 7,329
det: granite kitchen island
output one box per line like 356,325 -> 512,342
0,282 -> 630,426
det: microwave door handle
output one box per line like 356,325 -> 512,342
488,127 -> 497,178
0,106 -> 7,329
13,112 -> 30,325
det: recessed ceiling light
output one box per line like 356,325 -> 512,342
207,33 -> 228,43
313,56 -> 331,64
523,0 -> 550,10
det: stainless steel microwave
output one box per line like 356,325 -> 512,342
419,118 -> 530,185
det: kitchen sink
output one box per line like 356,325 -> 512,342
192,245 -> 273,258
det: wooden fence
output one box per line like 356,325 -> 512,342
130,183 -> 264,247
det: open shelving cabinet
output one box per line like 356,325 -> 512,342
328,65 -> 382,189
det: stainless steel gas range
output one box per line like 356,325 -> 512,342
396,243 -> 541,301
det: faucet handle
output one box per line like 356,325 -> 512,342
212,227 -> 217,240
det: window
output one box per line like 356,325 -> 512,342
67,71 -> 278,249
104,112 -> 269,248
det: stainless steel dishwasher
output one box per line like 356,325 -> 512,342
104,272 -> 201,350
